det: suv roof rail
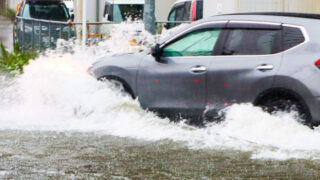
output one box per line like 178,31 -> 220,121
222,12 -> 320,20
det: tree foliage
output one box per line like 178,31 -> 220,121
0,43 -> 37,74
0,6 -> 16,21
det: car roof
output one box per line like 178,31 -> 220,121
160,12 -> 320,45
199,12 -> 320,27
224,12 -> 320,20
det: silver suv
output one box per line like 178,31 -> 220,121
90,13 -> 320,126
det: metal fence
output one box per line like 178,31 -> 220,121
13,17 -> 192,51
14,17 -> 77,51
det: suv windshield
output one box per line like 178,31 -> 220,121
22,2 -> 70,21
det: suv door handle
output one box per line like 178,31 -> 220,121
190,65 -> 207,73
256,64 -> 274,71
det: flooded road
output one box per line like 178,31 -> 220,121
0,130 -> 320,179
1,24 -> 320,179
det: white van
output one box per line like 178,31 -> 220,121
103,0 -> 144,22
64,0 -> 74,17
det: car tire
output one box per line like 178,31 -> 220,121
258,97 -> 311,125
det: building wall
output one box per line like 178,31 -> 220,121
155,0 -> 176,21
74,0 -> 98,22
204,0 -> 320,17
6,0 -> 21,11
74,0 -> 177,22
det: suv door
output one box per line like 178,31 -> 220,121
137,21 -> 226,121
206,21 -> 283,117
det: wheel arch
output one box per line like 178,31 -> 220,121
254,87 -> 311,119
98,75 -> 136,99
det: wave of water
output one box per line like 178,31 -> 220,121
0,23 -> 320,160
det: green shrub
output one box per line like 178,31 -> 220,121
0,42 -> 38,74
0,6 -> 16,21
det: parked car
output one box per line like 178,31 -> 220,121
89,12 -> 320,127
165,0 -> 203,29
103,0 -> 144,22
13,0 -> 75,50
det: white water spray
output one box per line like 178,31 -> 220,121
0,23 -> 320,160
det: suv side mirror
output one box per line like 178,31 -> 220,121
151,43 -> 161,61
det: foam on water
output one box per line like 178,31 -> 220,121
1,23 -> 320,160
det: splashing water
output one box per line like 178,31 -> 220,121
0,23 -> 320,161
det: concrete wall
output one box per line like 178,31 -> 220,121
155,0 -> 176,21
74,0 -> 98,22
204,0 -> 237,16
204,0 -> 320,17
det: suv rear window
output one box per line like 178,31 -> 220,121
222,29 -> 282,55
22,2 -> 70,21
282,26 -> 305,51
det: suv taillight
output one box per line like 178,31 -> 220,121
190,1 -> 197,21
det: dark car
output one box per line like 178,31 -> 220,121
90,13 -> 320,127
13,0 -> 75,50
165,0 -> 203,29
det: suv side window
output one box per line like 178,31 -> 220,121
282,26 -> 305,51
222,29 -> 282,55
163,29 -> 222,57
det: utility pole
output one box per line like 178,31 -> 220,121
82,0 -> 87,49
144,0 -> 156,35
